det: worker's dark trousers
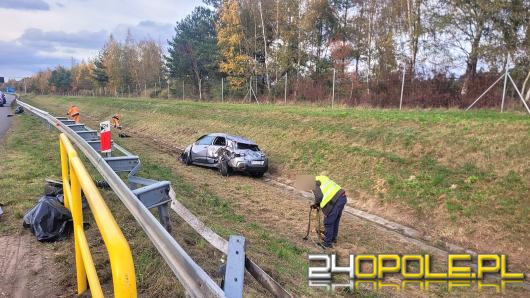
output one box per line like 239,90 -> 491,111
323,194 -> 347,246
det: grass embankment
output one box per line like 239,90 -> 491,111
24,95 -> 530,271
2,107 -> 341,296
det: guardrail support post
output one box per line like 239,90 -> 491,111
158,204 -> 171,233
223,236 -> 246,298
132,181 -> 172,232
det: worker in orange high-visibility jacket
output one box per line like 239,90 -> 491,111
296,174 -> 347,249
67,104 -> 80,123
111,114 -> 122,129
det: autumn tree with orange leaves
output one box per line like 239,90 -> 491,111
216,0 -> 253,92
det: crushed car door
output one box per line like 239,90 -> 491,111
207,136 -> 226,164
192,135 -> 214,163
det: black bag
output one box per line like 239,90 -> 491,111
23,196 -> 73,242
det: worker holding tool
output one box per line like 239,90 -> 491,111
296,174 -> 347,249
67,104 -> 80,123
111,114 -> 122,129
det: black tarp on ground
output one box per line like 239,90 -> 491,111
23,196 -> 73,242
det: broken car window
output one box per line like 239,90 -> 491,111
213,137 -> 226,146
236,142 -> 260,151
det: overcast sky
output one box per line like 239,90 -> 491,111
0,0 -> 203,79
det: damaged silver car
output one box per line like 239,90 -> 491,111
181,133 -> 268,177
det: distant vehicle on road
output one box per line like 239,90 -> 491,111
181,133 -> 268,177
0,92 -> 6,107
5,86 -> 15,93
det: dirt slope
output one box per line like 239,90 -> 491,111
0,233 -> 73,297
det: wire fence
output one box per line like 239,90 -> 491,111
162,70 -> 530,112
18,68 -> 530,113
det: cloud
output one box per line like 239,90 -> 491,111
0,40 -> 70,77
0,27 -> 106,77
1,20 -> 175,78
18,28 -> 107,50
0,0 -> 50,11
112,20 -> 174,43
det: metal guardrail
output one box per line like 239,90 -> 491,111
59,133 -> 136,297
18,100 -> 226,297
18,99 -> 292,298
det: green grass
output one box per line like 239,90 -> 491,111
0,115 -> 307,295
0,114 -> 61,234
26,96 -> 529,215
23,95 -> 530,273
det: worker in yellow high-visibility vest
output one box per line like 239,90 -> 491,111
297,174 -> 347,249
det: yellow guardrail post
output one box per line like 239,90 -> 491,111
59,133 -> 137,297
59,138 -> 71,210
71,159 -> 95,295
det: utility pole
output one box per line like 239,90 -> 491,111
167,79 -> 170,99
332,68 -> 336,108
182,81 -> 185,100
221,78 -> 224,103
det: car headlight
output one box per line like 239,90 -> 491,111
234,153 -> 246,157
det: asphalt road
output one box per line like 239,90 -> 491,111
0,94 -> 15,139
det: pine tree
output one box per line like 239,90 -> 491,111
49,66 -> 72,93
92,52 -> 109,88
166,7 -> 219,99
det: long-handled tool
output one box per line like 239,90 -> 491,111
302,206 -> 324,242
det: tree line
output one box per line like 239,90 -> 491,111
19,32 -> 164,97
12,0 -> 530,108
